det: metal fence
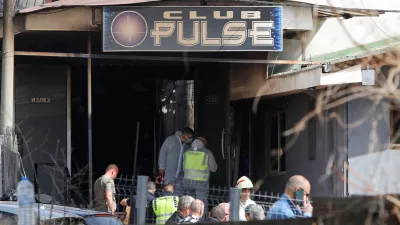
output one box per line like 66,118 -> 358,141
110,174 -> 400,225
115,174 -> 232,212
114,174 -> 293,224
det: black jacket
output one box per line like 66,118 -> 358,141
126,191 -> 156,207
203,217 -> 220,223
126,192 -> 156,224
201,217 -> 220,223
165,211 -> 185,225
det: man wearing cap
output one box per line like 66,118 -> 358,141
244,204 -> 256,221
157,182 -> 177,197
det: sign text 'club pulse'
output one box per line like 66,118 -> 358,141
103,6 -> 283,52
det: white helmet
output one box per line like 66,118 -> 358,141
235,176 -> 253,189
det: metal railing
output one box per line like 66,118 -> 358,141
113,174 -> 307,224
114,174 -> 284,213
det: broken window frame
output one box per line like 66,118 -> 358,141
270,111 -> 286,175
390,103 -> 400,149
308,98 -> 317,160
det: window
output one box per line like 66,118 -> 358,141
270,112 -> 286,174
308,98 -> 316,160
390,104 -> 400,149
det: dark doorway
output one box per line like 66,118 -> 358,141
70,63 -> 190,204
91,66 -> 158,179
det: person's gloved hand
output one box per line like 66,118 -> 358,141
156,169 -> 165,184
156,176 -> 164,184
158,169 -> 165,177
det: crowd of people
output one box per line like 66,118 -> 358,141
118,176 -> 268,224
92,127 -> 314,224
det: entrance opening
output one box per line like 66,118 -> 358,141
70,62 -> 194,204
14,32 -> 233,206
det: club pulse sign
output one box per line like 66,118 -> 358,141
102,6 -> 282,52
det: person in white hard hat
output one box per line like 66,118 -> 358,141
235,176 -> 256,221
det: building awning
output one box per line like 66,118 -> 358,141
12,0 -> 400,16
0,0 -> 395,40
17,0 -> 159,14
259,64 -> 362,97
235,0 -> 400,17
260,41 -> 400,96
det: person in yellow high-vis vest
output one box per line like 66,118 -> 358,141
152,195 -> 179,225
182,138 -> 218,215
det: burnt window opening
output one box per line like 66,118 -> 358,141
270,111 -> 286,174
390,104 -> 400,149
308,98 -> 316,160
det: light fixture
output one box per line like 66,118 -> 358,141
322,63 -> 332,73
361,64 -> 375,86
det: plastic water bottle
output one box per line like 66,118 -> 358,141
17,177 -> 35,225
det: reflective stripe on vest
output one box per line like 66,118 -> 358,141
183,150 -> 209,181
152,196 -> 179,225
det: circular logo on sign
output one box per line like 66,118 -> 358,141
111,11 -> 148,48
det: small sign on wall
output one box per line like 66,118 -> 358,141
30,97 -> 52,104
204,95 -> 219,104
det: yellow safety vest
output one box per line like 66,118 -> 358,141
152,196 -> 179,225
183,150 -> 209,181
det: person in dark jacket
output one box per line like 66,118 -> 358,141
204,205 -> 227,223
120,181 -> 157,224
120,181 -> 157,206
178,199 -> 204,224
165,196 -> 194,225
